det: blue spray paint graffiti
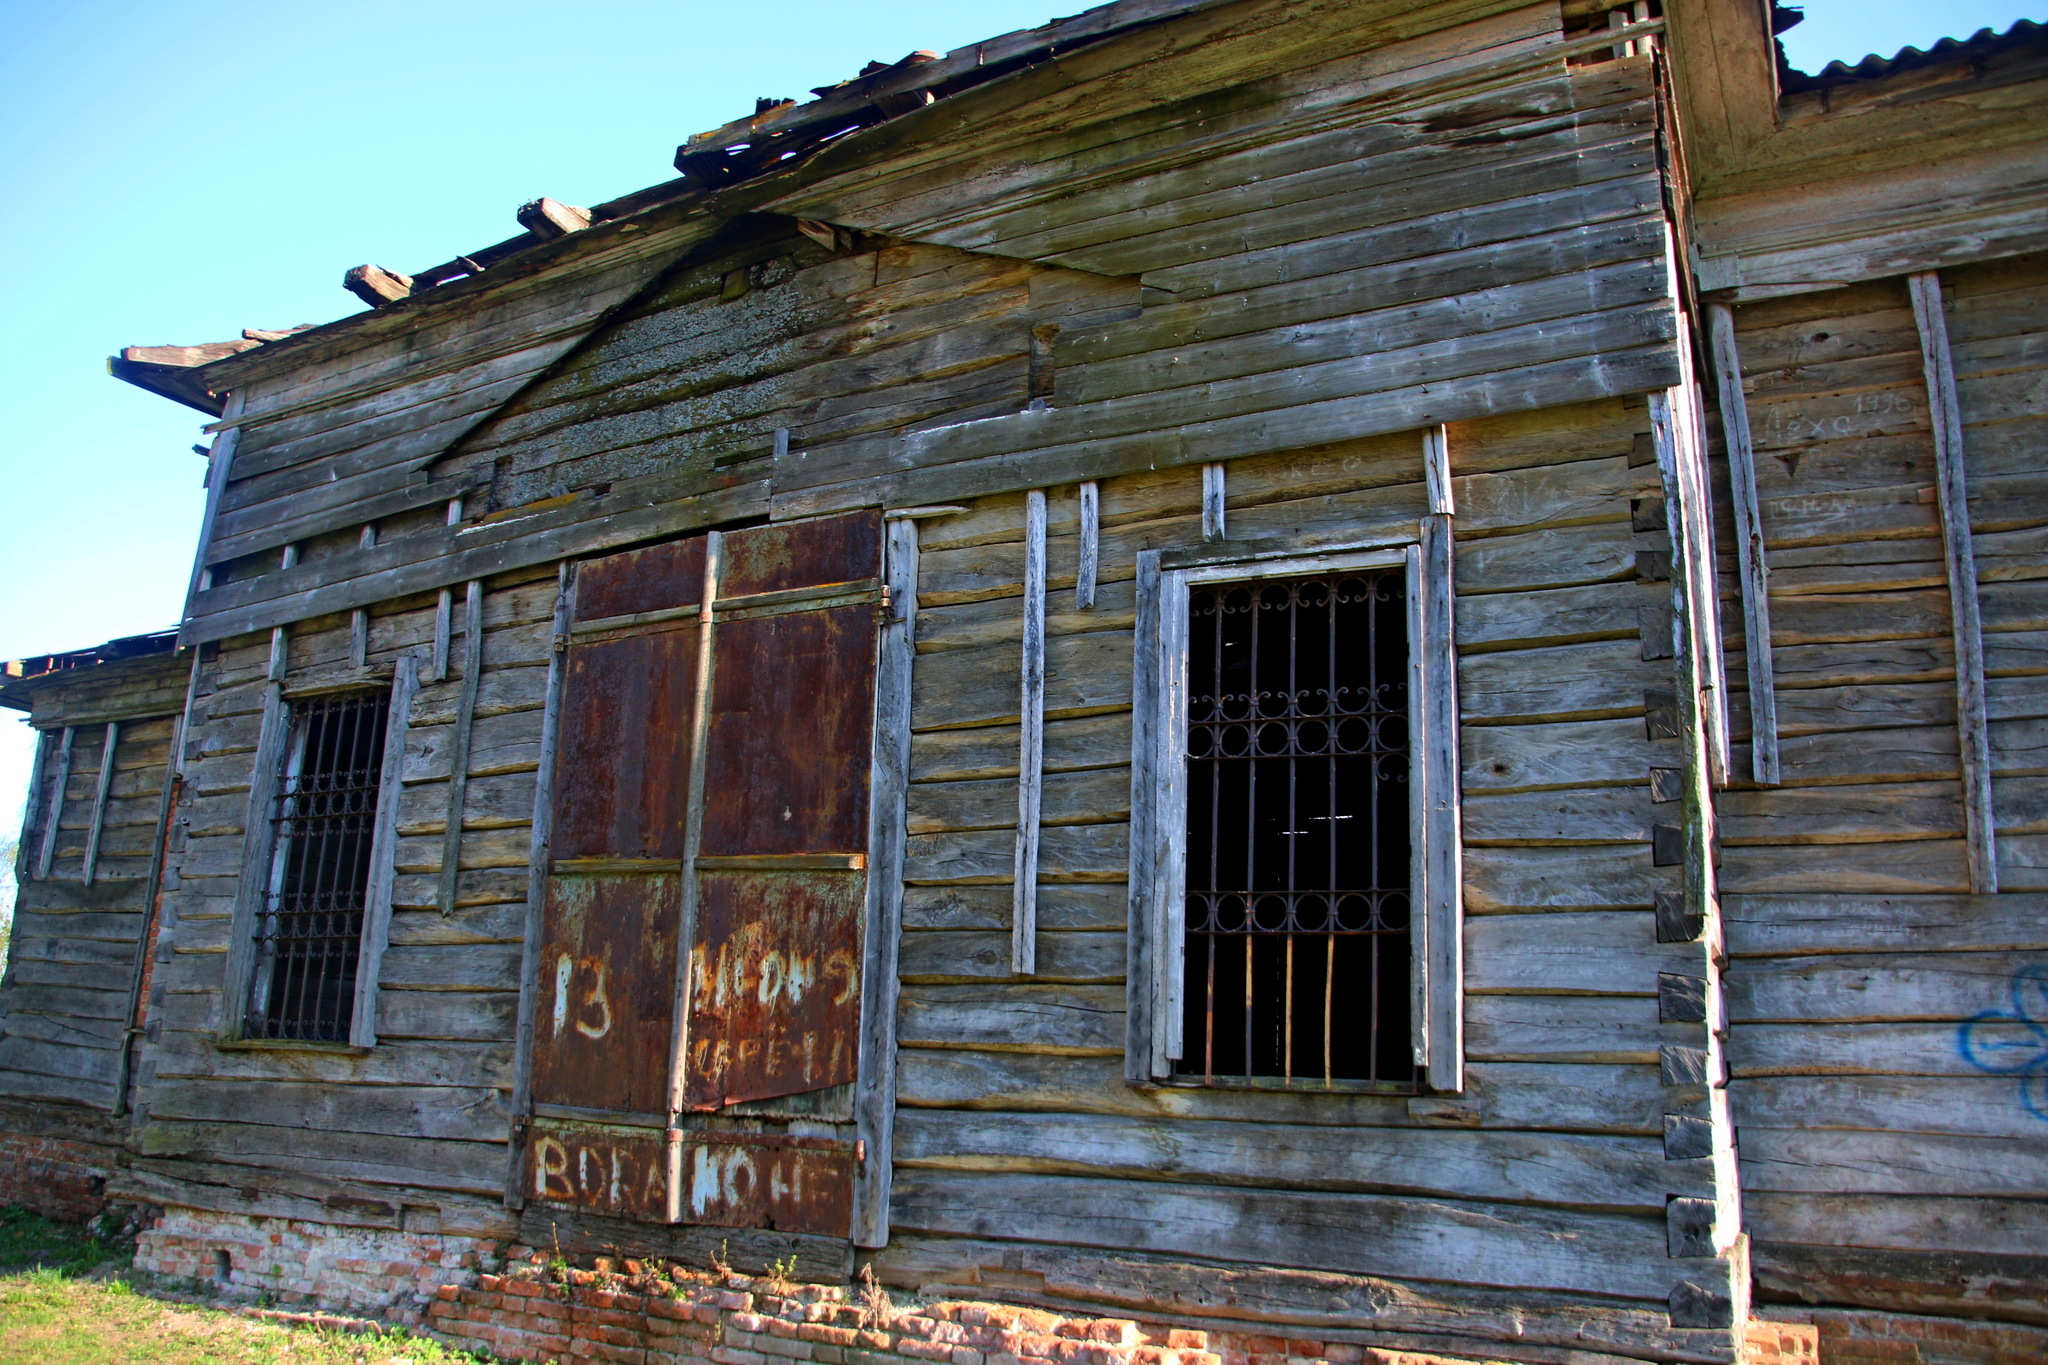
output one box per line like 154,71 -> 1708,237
1957,963 -> 2048,1121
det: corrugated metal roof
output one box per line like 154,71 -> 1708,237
1782,16 -> 2044,92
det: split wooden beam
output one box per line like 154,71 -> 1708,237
1706,304 -> 1778,785
1909,270 -> 1997,894
344,264 -> 414,308
854,515 -> 920,1247
1076,480 -> 1100,609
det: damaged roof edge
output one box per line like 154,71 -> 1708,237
109,0 -> 1235,408
1,629 -> 183,711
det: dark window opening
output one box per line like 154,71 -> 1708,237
1178,570 -> 1414,1089
247,690 -> 390,1042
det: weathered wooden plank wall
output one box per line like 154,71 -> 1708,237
874,393 -> 1737,1360
1716,250 -> 2048,1321
0,664 -> 183,1112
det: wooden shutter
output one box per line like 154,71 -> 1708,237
521,515 -> 881,1233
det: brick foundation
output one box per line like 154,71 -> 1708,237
0,1128 -> 120,1223
133,1207 -> 501,1321
1751,1307 -> 2048,1365
424,1259 -> 1497,1365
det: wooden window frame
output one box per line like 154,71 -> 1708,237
217,653 -> 415,1050
1127,530 -> 1464,1093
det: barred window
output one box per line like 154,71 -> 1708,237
1178,570 -> 1414,1089
246,690 -> 391,1041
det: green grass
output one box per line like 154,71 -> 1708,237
0,1206 -> 495,1364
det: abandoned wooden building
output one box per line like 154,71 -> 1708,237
4,0 -> 2045,1360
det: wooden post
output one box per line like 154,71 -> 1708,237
437,580 -> 485,915
351,652 -> 419,1047
1707,304 -> 1779,785
1910,271 -> 1997,895
1013,489 -> 1048,975
1201,463 -> 1226,540
183,392 -> 245,616
507,564 -> 575,1208
854,516 -> 919,1247
80,722 -> 119,888
1076,480 -> 1100,609
33,726 -> 74,880
666,533 -> 724,1145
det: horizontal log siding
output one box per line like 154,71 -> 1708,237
0,711 -> 176,1111
1718,252 -> 2048,1314
135,565 -> 555,1215
891,393 -> 1708,1336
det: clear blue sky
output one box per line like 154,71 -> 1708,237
0,0 -> 2036,837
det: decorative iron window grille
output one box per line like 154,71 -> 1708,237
246,690 -> 390,1041
1177,569 -> 1414,1089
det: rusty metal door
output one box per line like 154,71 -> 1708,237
521,514 -> 881,1237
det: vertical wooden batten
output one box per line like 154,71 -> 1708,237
1076,480 -> 1100,609
32,726 -> 74,880
1013,489 -> 1048,976
1707,304 -> 1779,786
349,527 -> 377,669
436,580 -> 485,915
1201,463 -> 1227,540
351,651 -> 419,1048
1415,426 -> 1463,1091
183,392 -> 245,618
15,728 -> 52,882
506,562 -> 575,1207
222,656 -> 292,1040
854,515 -> 919,1248
1126,549 -> 1168,1080
115,714 -> 183,1116
1909,270 -> 1997,894
79,721 -> 120,887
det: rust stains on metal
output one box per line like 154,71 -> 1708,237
554,621 -> 699,860
531,872 -> 681,1117
701,606 -> 875,857
525,1118 -> 671,1222
719,511 -> 880,598
677,1130 -> 855,1237
685,870 -> 863,1109
575,536 -> 707,622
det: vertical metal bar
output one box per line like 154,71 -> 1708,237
667,532 -> 725,1133
1910,271 -> 1997,894
1708,304 -> 1779,785
507,563 -> 575,1208
854,516 -> 919,1248
1202,463 -> 1226,540
35,727 -> 75,880
1283,936 -> 1295,1082
1323,930 -> 1334,1086
1203,934 -> 1215,1083
352,654 -> 418,1047
1076,481 -> 1099,609
184,392 -> 246,614
1241,931 -> 1253,1078
81,721 -> 120,887
1013,489 -> 1047,975
437,580 -> 485,915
